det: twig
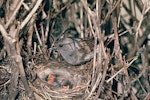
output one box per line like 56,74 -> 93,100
40,23 -> 45,43
0,23 -> 32,98
5,0 -> 23,28
135,2 -> 146,45
44,13 -> 50,43
34,24 -> 42,46
106,56 -> 138,83
52,1 -> 73,18
86,72 -> 102,99
22,2 -> 30,11
33,42 -> 37,55
0,46 -> 6,59
145,6 -> 150,14
113,17 -> 123,64
21,0 -> 43,29
144,93 -> 150,100
101,0 -> 121,26
135,0 -> 144,11
27,14 -> 36,55
95,58 -> 109,99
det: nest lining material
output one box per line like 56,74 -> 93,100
31,61 -> 91,99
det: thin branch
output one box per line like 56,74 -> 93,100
106,56 -> 138,83
5,0 -> 24,28
21,0 -> 43,29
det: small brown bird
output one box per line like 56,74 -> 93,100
54,37 -> 94,65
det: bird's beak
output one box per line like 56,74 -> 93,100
49,46 -> 57,50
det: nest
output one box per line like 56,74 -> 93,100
27,61 -> 92,100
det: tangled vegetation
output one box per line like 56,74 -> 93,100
0,0 -> 150,100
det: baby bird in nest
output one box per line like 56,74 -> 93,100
46,73 -> 73,89
53,37 -> 94,65
36,61 -> 83,90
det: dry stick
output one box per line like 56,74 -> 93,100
5,0 -> 24,28
80,0 -> 94,16
4,0 -> 42,98
132,0 -> 137,18
135,4 -> 146,45
0,24 -> 31,98
92,18 -> 104,94
145,6 -> 150,14
85,2 -> 96,86
135,0 -> 144,11
0,24 -> 9,39
100,0 -> 121,26
18,38 -> 24,53
34,24 -> 42,46
22,2 -> 30,11
137,79 -> 147,94
79,2 -> 84,38
131,65 -> 145,83
87,15 -> 95,36
144,93 -> 150,100
94,0 -> 103,75
28,82 -> 44,99
81,1 -> 103,99
95,31 -> 109,100
44,13 -> 50,43
40,23 -> 49,60
104,27 -> 135,45
141,47 -> 150,92
129,3 -> 148,59
86,72 -> 102,99
82,0 -> 121,29
131,90 -> 138,100
91,36 -> 98,87
122,59 -> 131,96
52,0 -> 73,18
87,9 -> 97,86
38,45 -> 42,54
40,24 -> 49,60
117,1 -> 122,27
81,1 -> 102,98
96,0 -> 99,17
0,47 -> 6,59
21,0 -> 43,29
113,16 -> 123,64
33,42 -> 37,55
0,24 -> 18,100
106,56 -> 138,83
88,15 -> 97,87
40,23 -> 45,44
95,57 -> 109,99
10,0 -> 20,11
27,14 -> 36,55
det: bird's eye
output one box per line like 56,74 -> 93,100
59,44 -> 63,47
